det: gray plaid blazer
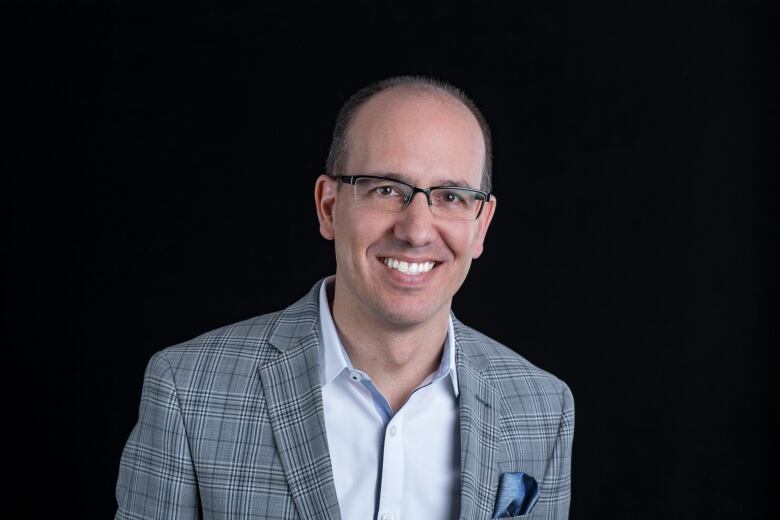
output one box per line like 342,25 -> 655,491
116,279 -> 574,520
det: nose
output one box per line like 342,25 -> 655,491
393,191 -> 436,247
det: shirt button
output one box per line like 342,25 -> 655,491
349,371 -> 362,382
381,513 -> 394,520
388,425 -> 397,437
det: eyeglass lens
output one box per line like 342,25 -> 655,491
352,177 -> 484,220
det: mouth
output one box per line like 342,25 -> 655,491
379,257 -> 438,276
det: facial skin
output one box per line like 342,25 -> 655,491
315,87 -> 496,338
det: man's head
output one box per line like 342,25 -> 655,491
315,77 -> 496,330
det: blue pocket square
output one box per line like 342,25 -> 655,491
492,472 -> 540,518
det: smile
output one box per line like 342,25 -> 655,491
381,257 -> 437,276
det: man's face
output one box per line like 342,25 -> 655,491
316,88 -> 496,329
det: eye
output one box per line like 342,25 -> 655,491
436,189 -> 467,205
372,184 -> 404,198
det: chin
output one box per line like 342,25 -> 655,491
370,297 -> 447,329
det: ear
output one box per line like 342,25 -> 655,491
315,174 -> 339,240
471,195 -> 497,259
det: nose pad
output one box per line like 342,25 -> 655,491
403,190 -> 432,211
401,193 -> 434,222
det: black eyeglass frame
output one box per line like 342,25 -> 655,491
336,175 -> 492,220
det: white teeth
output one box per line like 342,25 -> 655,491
382,258 -> 436,275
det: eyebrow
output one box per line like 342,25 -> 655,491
373,172 -> 477,190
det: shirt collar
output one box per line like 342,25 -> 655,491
318,276 -> 459,396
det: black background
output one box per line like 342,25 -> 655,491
6,1 -> 775,518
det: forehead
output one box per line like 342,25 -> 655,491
345,88 -> 485,188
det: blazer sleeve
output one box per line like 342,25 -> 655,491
534,382 -> 575,520
115,351 -> 201,520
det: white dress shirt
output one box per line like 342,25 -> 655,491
318,278 -> 461,520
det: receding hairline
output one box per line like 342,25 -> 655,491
325,76 -> 493,192
354,82 -> 473,112
345,84 -> 486,161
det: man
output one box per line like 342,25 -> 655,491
116,76 -> 574,520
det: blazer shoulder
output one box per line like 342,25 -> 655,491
458,321 -> 572,402
147,310 -> 287,389
141,280 -> 324,392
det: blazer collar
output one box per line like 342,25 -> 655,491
454,318 -> 503,520
259,278 -> 341,520
266,280 -> 322,353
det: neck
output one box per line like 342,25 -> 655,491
329,281 -> 450,411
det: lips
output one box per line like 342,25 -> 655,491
380,257 -> 438,276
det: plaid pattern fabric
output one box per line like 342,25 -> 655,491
116,279 -> 574,520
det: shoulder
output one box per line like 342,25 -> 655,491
143,310 -> 288,390
454,319 -> 573,411
142,280 -> 324,389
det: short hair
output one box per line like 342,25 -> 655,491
325,76 -> 493,192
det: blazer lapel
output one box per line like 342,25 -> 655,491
455,319 -> 502,520
258,282 -> 341,520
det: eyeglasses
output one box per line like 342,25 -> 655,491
337,175 -> 491,221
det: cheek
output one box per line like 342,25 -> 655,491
353,215 -> 393,247
333,210 -> 386,259
442,225 -> 481,259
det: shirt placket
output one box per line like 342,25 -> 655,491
377,409 -> 405,520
